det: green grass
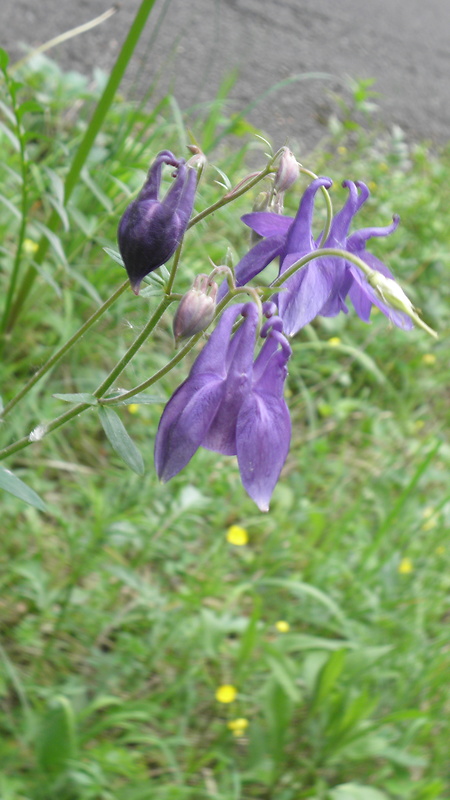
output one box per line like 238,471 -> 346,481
0,51 -> 449,800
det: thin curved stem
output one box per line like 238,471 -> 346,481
1,281 -> 129,418
0,293 -> 174,462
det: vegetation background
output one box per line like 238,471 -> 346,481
0,1 -> 449,798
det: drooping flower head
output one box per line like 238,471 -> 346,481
155,302 -> 292,511
219,178 -> 414,335
118,150 -> 197,294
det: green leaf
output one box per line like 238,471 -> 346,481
329,784 -> 389,800
0,466 -> 47,511
265,654 -> 301,703
104,392 -> 163,406
36,695 -> 76,774
16,100 -> 42,121
311,649 -> 346,711
98,406 -> 145,475
103,246 -> 124,267
53,393 -> 98,405
0,48 -> 9,70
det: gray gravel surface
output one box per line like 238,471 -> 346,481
1,0 -> 449,151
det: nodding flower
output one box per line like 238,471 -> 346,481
154,302 -> 292,511
218,178 -> 414,336
118,150 -> 197,295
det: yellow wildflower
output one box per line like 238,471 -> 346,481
215,684 -> 237,704
227,718 -> 248,736
368,181 -> 377,192
328,337 -> 341,347
398,557 -> 413,575
337,146 -> 347,156
128,404 -> 140,414
435,545 -> 445,556
23,238 -> 39,255
226,525 -> 248,546
422,353 -> 436,365
275,620 -> 290,633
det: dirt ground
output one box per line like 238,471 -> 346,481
1,0 -> 449,151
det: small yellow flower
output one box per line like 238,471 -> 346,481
275,620 -> 290,633
413,420 -> 425,431
379,162 -> 388,172
435,545 -> 445,556
226,525 -> 248,546
422,353 -> 436,365
128,404 -> 140,414
227,717 -> 248,736
337,146 -> 347,156
368,181 -> 377,192
215,684 -> 237,704
328,336 -> 341,347
398,557 -> 413,575
23,238 -> 39,255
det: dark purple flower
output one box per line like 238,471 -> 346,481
118,150 -> 197,294
219,178 -> 413,335
154,302 -> 292,511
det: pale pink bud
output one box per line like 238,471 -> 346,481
173,274 -> 217,341
274,148 -> 299,193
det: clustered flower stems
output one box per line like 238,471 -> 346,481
0,144 -> 437,509
0,158 -> 280,460
0,159 -> 277,426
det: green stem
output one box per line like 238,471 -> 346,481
99,288 -> 259,406
0,294 -> 173,462
0,76 -> 29,340
269,246 -> 436,336
187,163 -> 274,229
5,0 -> 160,333
93,295 -> 173,398
1,280 -> 129,418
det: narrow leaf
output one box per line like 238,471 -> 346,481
104,391 -> 163,406
98,406 -> 145,475
53,393 -> 98,405
0,48 -> 9,70
0,466 -> 47,511
311,649 -> 346,710
103,246 -> 124,267
36,695 -> 77,774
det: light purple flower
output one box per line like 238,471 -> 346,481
219,178 -> 413,335
118,150 -> 197,294
155,302 -> 292,511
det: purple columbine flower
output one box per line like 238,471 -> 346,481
219,178 -> 413,336
154,302 -> 292,511
118,150 -> 197,294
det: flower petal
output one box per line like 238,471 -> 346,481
203,304 -> 259,454
154,375 -> 226,481
241,211 -> 293,238
217,236 -> 285,301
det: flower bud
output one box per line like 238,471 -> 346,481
273,148 -> 299,193
367,271 -> 415,315
186,144 -> 207,171
173,274 -> 217,341
118,150 -> 197,295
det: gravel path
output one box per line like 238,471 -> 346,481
1,0 -> 449,151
